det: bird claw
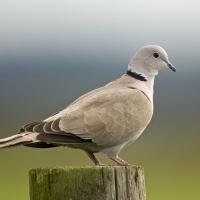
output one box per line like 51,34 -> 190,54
110,156 -> 130,166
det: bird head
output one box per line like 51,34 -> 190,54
128,45 -> 176,77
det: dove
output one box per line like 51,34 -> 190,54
0,45 -> 176,165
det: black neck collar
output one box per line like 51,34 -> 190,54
126,70 -> 147,82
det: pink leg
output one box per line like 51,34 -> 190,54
85,151 -> 103,166
110,155 -> 129,166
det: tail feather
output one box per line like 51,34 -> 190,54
0,132 -> 91,149
0,132 -> 39,148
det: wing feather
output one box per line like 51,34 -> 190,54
57,87 -> 152,146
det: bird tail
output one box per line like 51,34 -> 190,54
0,132 -> 90,149
0,132 -> 39,148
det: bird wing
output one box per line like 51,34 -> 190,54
42,85 -> 153,146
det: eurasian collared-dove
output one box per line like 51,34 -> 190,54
0,45 -> 176,165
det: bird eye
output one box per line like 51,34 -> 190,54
153,52 -> 159,58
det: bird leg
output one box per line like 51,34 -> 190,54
85,151 -> 102,166
110,155 -> 129,166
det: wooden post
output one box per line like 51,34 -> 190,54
29,166 -> 146,200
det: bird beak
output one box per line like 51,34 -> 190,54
161,57 -> 176,72
168,62 -> 176,72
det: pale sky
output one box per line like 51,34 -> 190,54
0,0 -> 199,68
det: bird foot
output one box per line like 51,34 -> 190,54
110,156 -> 130,166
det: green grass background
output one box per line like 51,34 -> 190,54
0,117 -> 199,200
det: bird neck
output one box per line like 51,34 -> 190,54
126,70 -> 147,82
145,76 -> 155,95
128,62 -> 159,78
126,67 -> 155,103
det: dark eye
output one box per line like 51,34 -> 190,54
153,52 -> 159,58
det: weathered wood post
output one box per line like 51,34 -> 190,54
29,166 -> 146,200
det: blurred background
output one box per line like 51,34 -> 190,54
0,0 -> 199,199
